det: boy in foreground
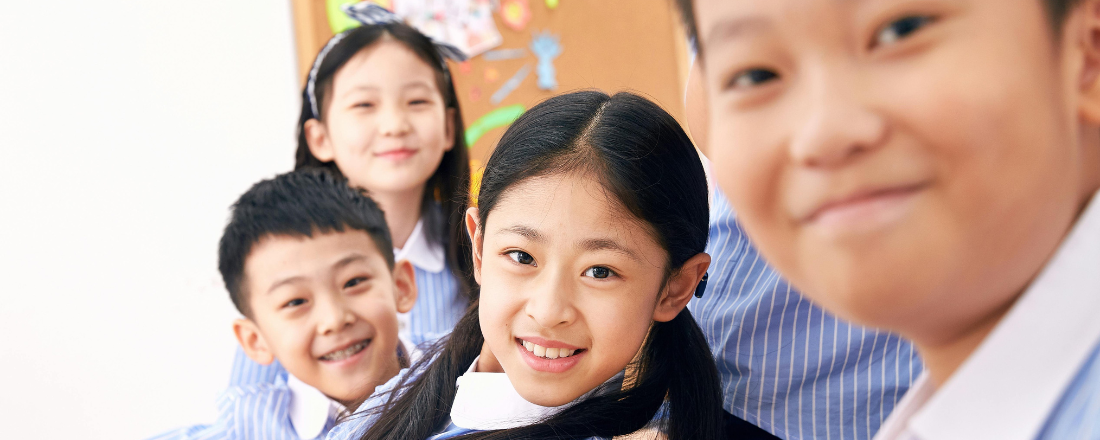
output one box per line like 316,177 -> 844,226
152,170 -> 417,439
679,0 -> 1100,438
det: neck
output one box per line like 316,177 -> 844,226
372,186 -> 426,249
911,299 -> 1014,387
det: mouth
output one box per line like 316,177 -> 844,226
318,339 -> 370,362
515,337 -> 587,374
802,183 -> 929,228
374,148 -> 417,160
518,338 -> 585,360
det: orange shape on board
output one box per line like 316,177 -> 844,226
500,0 -> 532,32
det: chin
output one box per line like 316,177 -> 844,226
516,386 -> 581,408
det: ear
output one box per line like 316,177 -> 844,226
304,118 -> 336,162
233,318 -> 275,365
444,108 -> 457,152
465,207 -> 483,285
391,259 -> 419,314
653,253 -> 711,322
1073,0 -> 1100,124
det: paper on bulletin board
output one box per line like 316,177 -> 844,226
396,0 -> 503,57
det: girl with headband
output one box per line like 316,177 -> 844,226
296,3 -> 475,348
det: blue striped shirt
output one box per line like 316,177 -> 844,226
404,263 -> 465,347
1038,341 -> 1100,439
148,365 -> 332,440
688,190 -> 922,440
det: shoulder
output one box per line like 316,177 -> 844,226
1038,342 -> 1100,439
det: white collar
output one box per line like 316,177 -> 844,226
875,190 -> 1100,440
287,375 -> 343,440
449,356 -> 579,430
393,219 -> 446,273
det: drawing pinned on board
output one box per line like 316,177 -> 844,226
545,0 -> 559,9
483,48 -> 527,61
466,104 -> 526,146
491,64 -> 531,105
530,31 -> 562,91
500,0 -> 532,31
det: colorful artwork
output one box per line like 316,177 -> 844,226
397,0 -> 503,57
500,0 -> 532,31
491,64 -> 531,105
530,31 -> 562,90
483,48 -> 527,61
465,104 -> 526,146
545,0 -> 559,9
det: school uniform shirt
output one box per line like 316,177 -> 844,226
147,369 -> 342,440
873,190 -> 1100,440
325,356 -> 620,440
225,216 -> 466,410
150,341 -> 416,440
688,188 -> 923,440
394,218 -> 466,347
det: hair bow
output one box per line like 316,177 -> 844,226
306,2 -> 469,119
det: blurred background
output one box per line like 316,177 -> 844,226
0,1 -> 688,437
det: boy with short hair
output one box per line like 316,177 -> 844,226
679,0 -> 1100,438
151,170 -> 418,439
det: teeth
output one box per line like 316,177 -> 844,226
320,340 -> 368,361
520,339 -> 580,359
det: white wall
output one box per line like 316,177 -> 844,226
0,1 -> 300,437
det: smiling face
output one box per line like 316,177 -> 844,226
693,0 -> 1099,340
468,173 -> 672,407
234,230 -> 416,404
306,37 -> 454,196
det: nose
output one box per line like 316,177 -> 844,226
316,294 -> 355,336
378,102 -> 411,137
524,268 -> 577,329
788,69 -> 888,169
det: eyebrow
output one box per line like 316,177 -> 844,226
498,225 -> 545,242
580,238 -> 642,262
265,254 -> 369,295
704,16 -> 772,48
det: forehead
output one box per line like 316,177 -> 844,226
486,173 -> 661,250
333,38 -> 439,91
244,230 -> 385,288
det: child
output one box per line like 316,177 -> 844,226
226,3 -> 474,403
151,170 -> 418,439
683,58 -> 921,440
296,3 -> 475,347
327,91 -> 726,440
678,0 -> 1100,438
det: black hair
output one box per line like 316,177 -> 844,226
218,169 -> 394,317
294,22 -> 476,305
353,91 -> 724,440
674,0 -> 1084,55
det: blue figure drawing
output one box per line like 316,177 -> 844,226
530,31 -> 562,91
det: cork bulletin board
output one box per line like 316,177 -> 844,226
289,0 -> 691,165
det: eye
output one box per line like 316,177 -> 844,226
505,250 -> 536,266
283,298 -> 307,308
344,276 -> 369,289
354,101 -> 375,109
725,68 -> 779,91
872,15 -> 934,48
409,99 -> 431,106
583,266 -> 615,279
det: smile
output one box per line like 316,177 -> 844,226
519,338 -> 582,359
319,339 -> 370,362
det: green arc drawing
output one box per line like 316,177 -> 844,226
465,105 -> 526,147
